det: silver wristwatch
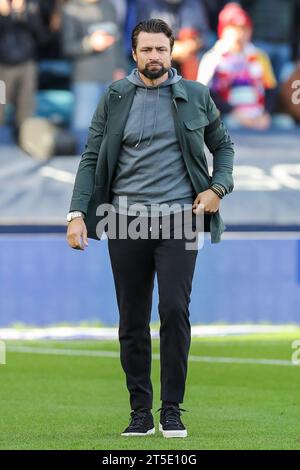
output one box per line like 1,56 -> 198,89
67,211 -> 84,222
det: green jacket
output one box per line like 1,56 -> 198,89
70,78 -> 234,243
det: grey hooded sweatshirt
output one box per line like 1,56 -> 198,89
111,67 -> 194,216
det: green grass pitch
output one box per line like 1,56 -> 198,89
0,331 -> 300,450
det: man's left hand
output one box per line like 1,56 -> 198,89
192,189 -> 221,214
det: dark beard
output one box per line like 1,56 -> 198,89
140,64 -> 169,79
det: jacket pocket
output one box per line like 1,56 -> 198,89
183,115 -> 209,155
183,115 -> 209,131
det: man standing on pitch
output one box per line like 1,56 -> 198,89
67,19 -> 234,438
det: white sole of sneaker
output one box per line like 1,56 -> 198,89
159,423 -> 187,438
121,427 -> 155,437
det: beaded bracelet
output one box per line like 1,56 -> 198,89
210,183 -> 226,199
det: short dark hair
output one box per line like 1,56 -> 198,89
131,19 -> 175,52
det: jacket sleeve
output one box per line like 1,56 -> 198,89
69,92 -> 108,214
204,88 -> 234,195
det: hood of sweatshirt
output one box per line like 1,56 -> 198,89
126,66 -> 182,88
125,67 -> 182,147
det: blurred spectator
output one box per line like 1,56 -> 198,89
61,0 -> 128,153
279,64 -> 300,123
239,0 -> 295,83
135,0 -> 209,80
37,0 -> 65,60
110,0 -> 127,31
292,0 -> 300,63
202,0 -> 231,42
123,0 -> 138,66
110,0 -> 128,65
197,2 -> 278,130
0,0 -> 48,140
279,0 -> 300,123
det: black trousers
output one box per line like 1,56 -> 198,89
107,213 -> 198,410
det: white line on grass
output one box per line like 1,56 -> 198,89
39,166 -> 75,184
0,325 -> 297,341
6,346 -> 297,367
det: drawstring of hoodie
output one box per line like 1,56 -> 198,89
146,86 -> 159,147
135,87 -> 147,148
129,67 -> 181,149
134,84 -> 160,148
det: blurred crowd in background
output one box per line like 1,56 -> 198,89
1,0 -> 300,157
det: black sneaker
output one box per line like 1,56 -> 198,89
158,405 -> 187,438
121,408 -> 155,436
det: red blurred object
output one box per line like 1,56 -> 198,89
217,2 -> 253,38
177,28 -> 200,80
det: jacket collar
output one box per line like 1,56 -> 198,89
171,80 -> 188,102
110,79 -> 135,94
109,77 -> 188,102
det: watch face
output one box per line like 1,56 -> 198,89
67,213 -> 72,222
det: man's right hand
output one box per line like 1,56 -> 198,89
67,217 -> 88,251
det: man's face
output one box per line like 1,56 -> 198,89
132,32 -> 172,80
